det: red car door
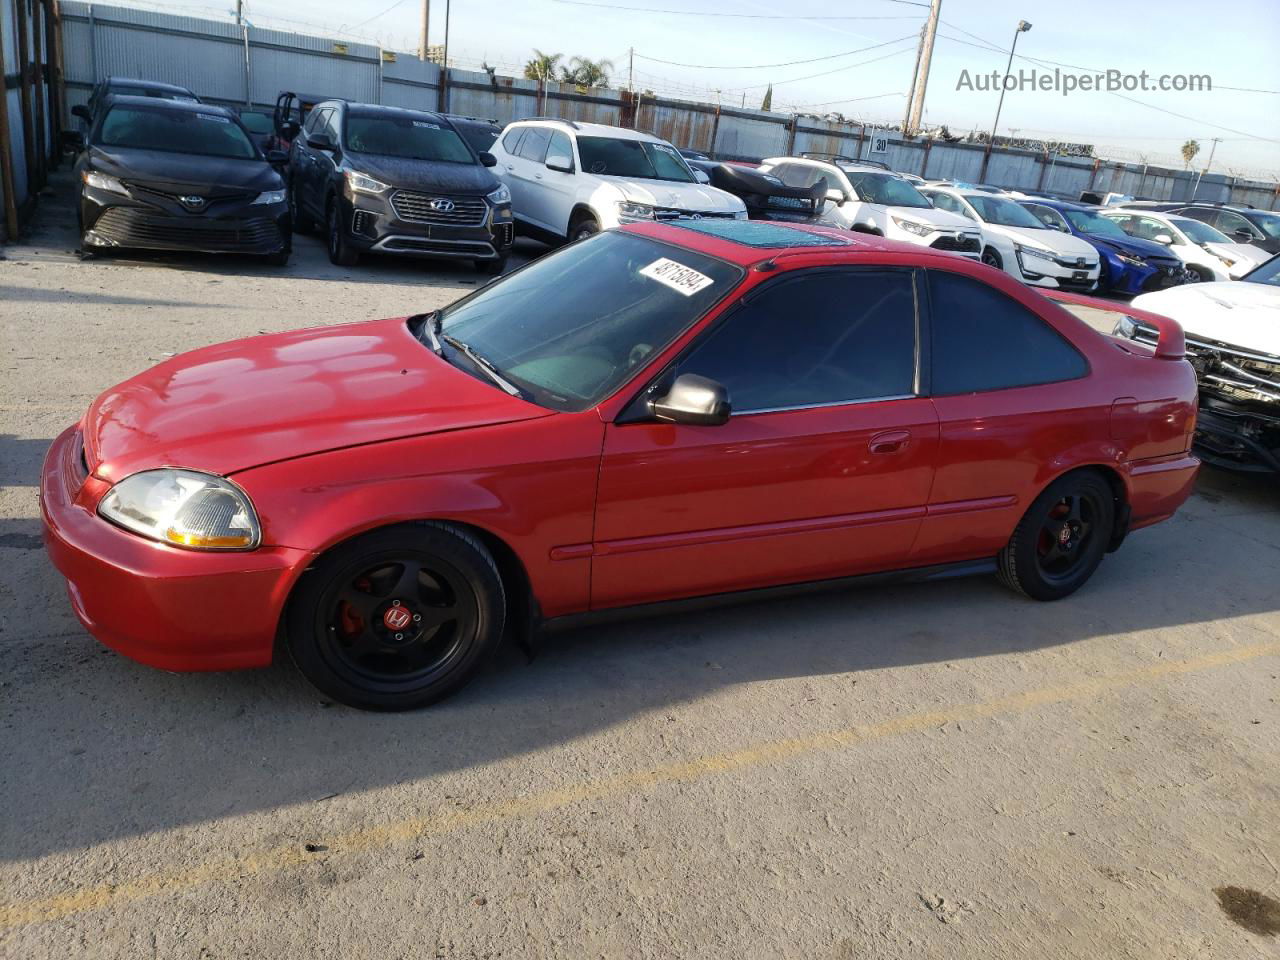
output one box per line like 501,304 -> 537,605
910,267 -> 1105,565
591,267 -> 940,610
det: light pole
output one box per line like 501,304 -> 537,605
979,19 -> 1031,184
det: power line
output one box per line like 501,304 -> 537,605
348,0 -> 412,31
634,34 -> 916,70
723,40 -> 919,91
550,0 -> 926,19
787,91 -> 907,109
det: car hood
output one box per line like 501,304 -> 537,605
81,317 -> 551,482
994,224 -> 1098,258
343,151 -> 499,196
606,177 -> 745,213
1132,281 -> 1280,355
1086,232 -> 1178,262
887,206 -> 978,231
1202,241 -> 1270,268
88,145 -> 282,192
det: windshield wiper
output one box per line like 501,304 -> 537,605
441,334 -> 525,398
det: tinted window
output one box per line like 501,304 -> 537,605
1064,208 -> 1127,238
439,233 -> 741,412
516,127 -> 552,162
928,270 -> 1086,394
450,120 -> 499,153
99,105 -> 257,159
302,106 -> 326,135
1175,207 -> 1218,225
238,112 -> 273,134
343,113 -> 473,163
844,171 -> 932,209
1215,211 -> 1255,236
576,137 -> 696,182
676,270 -> 917,413
500,127 -> 525,153
1024,203 -> 1069,231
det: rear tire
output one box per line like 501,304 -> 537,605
997,471 -> 1115,601
327,200 -> 360,266
286,523 -> 507,711
1184,265 -> 1209,283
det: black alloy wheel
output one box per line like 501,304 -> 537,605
998,471 -> 1114,601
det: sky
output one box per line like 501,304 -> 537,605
153,0 -> 1280,176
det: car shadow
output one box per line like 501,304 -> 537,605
2,463 -> 1277,863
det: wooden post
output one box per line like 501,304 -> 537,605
0,3 -> 21,238
47,0 -> 64,169
32,0 -> 47,188
786,114 -> 797,156
709,104 -> 720,160
920,137 -> 933,180
16,0 -> 38,189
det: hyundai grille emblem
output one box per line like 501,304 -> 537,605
429,198 -> 456,213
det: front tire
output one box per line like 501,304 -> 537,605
997,471 -> 1115,601
327,200 -> 360,266
981,246 -> 1004,271
569,213 -> 599,243
286,523 -> 507,711
474,255 -> 508,276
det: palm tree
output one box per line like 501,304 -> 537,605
561,56 -> 614,88
523,49 -> 563,83
1180,138 -> 1200,170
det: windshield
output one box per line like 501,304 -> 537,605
437,232 -> 741,410
577,137 -> 696,182
966,194 -> 1045,228
1247,212 -> 1280,240
99,105 -> 257,159
844,171 -> 932,209
1173,217 -> 1230,244
238,112 -> 273,135
451,121 -> 499,154
345,115 -> 474,163
1243,256 -> 1280,286
1065,209 -> 1128,238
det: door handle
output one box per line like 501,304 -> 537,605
869,430 -> 911,454
505,164 -> 515,171
534,173 -> 543,180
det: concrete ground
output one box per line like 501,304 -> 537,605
2,176 -> 1278,959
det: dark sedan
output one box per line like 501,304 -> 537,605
74,96 -> 291,265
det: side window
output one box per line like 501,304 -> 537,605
675,270 -> 918,413
1176,207 -> 1216,225
546,130 -> 573,167
325,109 -> 343,141
303,107 -> 327,136
500,126 -> 525,154
1216,211 -> 1255,237
1104,214 -> 1134,235
517,127 -> 553,162
1026,204 -> 1068,231
1129,217 -> 1169,242
928,270 -> 1087,395
773,163 -> 820,189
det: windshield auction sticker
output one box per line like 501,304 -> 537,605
639,258 -> 714,296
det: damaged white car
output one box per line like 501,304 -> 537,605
1119,256 -> 1280,473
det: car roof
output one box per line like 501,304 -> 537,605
1019,198 -> 1094,212
340,102 -> 453,125
102,94 -> 232,117
514,118 -> 662,142
103,76 -> 195,95
620,219 -> 974,267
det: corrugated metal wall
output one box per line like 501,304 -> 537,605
1,0 -> 61,241
2,0 -> 1277,240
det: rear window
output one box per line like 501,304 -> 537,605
99,105 -> 257,159
344,114 -> 474,163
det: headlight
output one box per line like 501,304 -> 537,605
1113,315 -> 1137,339
98,469 -> 261,550
1116,252 -> 1145,267
891,216 -> 933,237
346,171 -> 389,195
252,189 -> 286,205
616,201 -> 654,220
82,170 -> 128,196
1015,244 -> 1054,262
486,183 -> 511,205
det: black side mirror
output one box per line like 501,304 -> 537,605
71,104 -> 92,123
60,130 -> 86,154
650,374 -> 731,426
478,151 -> 498,168
265,149 -> 289,166
308,132 -> 336,152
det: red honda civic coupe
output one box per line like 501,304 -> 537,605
42,220 -> 1199,710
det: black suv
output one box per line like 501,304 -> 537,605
287,101 -> 515,272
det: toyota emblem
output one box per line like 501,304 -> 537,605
429,198 -> 456,213
179,195 -> 205,210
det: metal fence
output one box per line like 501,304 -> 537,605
1,0 -> 60,240
2,1 -> 1277,240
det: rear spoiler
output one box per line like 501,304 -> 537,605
1041,289 -> 1186,360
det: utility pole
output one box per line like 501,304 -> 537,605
902,23 -> 925,135
418,0 -> 429,61
438,0 -> 451,112
628,47 -> 634,93
1191,137 -> 1222,200
235,0 -> 242,25
905,0 -> 941,135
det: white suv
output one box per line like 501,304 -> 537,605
490,119 -> 746,242
758,156 -> 983,259
921,185 -> 1101,292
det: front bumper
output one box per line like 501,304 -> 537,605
341,188 -> 514,261
1104,257 -> 1184,296
40,426 -> 309,671
81,185 -> 290,256
1016,250 -> 1100,292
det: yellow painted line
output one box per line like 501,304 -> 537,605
2,639 -> 1277,931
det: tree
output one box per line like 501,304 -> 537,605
1181,138 -> 1200,170
523,49 -> 563,83
760,84 -> 773,112
561,56 -> 614,88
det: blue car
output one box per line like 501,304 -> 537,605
1017,198 -> 1186,296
